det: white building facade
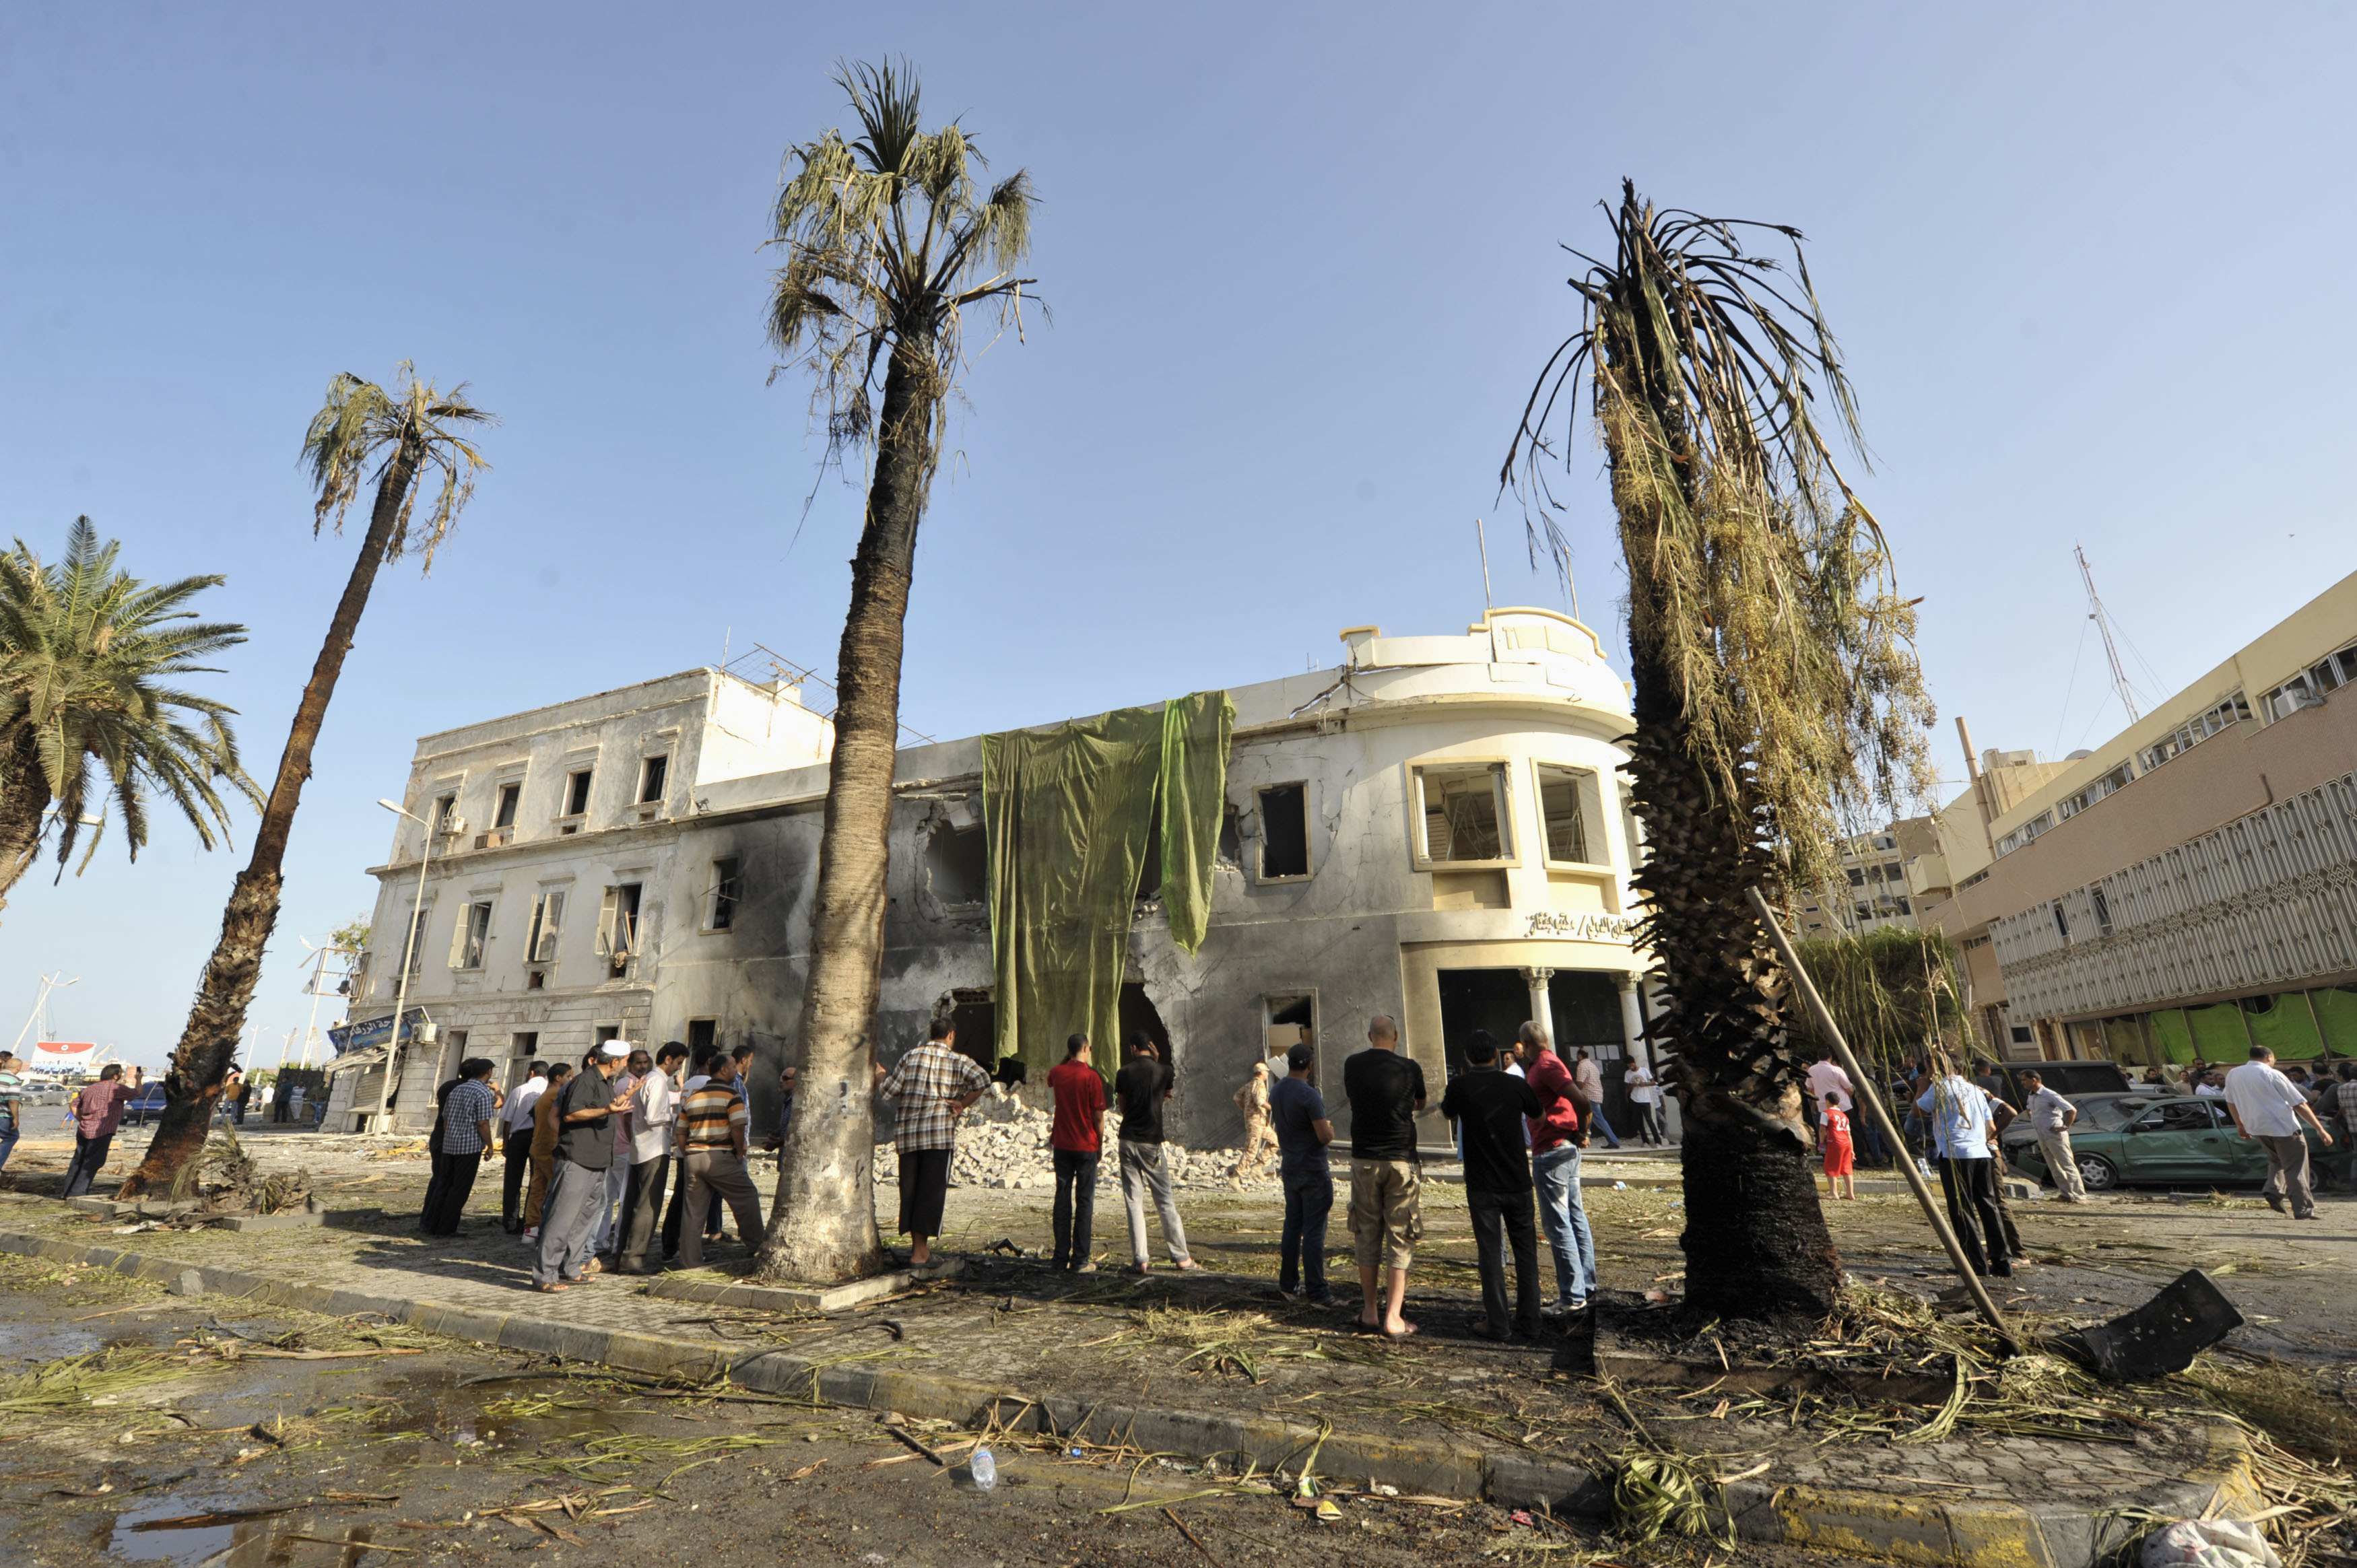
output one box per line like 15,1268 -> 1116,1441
329,608 -> 1664,1146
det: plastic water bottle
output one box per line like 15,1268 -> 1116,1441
966,1447 -> 997,1491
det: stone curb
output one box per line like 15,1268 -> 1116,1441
0,1224 -> 2254,1567
646,1259 -> 964,1314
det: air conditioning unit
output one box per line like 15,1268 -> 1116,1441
438,816 -> 468,841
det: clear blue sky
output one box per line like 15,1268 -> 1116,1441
6,3 -> 2356,1066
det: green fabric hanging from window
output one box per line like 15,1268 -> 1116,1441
981,691 -> 1235,1070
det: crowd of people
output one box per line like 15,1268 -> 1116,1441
392,1011 -> 1618,1340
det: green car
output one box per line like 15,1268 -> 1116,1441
2001,1093 -> 2348,1193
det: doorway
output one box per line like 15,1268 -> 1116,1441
1436,969 -> 1530,1083
1549,970 -> 1628,1124
949,989 -> 998,1074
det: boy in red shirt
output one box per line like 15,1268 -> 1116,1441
1047,1032 -> 1108,1271
1820,1093 -> 1856,1200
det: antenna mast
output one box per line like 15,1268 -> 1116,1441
2076,543 -> 2141,724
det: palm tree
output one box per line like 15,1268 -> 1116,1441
1502,182 -> 1933,1324
119,368 -> 491,1196
754,59 -> 1037,1283
0,518 -> 257,912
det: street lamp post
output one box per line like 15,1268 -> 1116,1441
373,797 -> 436,1134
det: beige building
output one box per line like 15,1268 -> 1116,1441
1921,571 -> 2357,1063
1796,817 -> 1944,938
325,609 -> 1671,1145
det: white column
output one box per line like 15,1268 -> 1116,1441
1617,977 -> 1647,1064
1525,967 -> 1557,1048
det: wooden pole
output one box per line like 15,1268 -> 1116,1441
1746,887 -> 2018,1354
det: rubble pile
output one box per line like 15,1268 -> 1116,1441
861,1087 -> 1275,1192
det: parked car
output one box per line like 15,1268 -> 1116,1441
121,1083 -> 170,1126
1989,1058 -> 2131,1106
2003,1092 -> 2346,1192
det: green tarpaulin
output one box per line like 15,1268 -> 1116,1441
2247,995 -> 2325,1059
2187,1002 -> 2250,1060
2151,1009 -> 2196,1063
982,691 -> 1234,1070
2310,986 -> 2357,1054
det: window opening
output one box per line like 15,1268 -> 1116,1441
1535,765 -> 1593,862
525,889 -> 566,963
710,856 -> 743,930
638,755 -> 669,805
451,901 -> 492,969
1257,784 -> 1310,878
597,883 -> 644,977
494,782 -> 521,829
1263,993 -> 1315,1058
564,768 -> 593,817
686,1018 -> 718,1055
1417,762 -> 1510,863
403,908 -> 430,976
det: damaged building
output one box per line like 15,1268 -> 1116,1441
325,607 -> 1662,1146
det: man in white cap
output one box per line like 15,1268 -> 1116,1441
531,1042 -> 628,1292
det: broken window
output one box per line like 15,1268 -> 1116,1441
432,793 -> 459,833
638,755 -> 669,805
1534,764 -> 1595,863
1264,993 -> 1315,1058
564,768 -> 593,817
403,908 -> 431,976
1257,783 -> 1310,879
925,823 -> 988,906
687,1019 -> 719,1054
596,883 -> 644,976
1415,762 -> 1511,864
493,782 -> 521,829
710,856 -> 743,930
525,889 -> 566,963
449,900 -> 492,969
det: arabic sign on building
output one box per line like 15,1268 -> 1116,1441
327,1009 -> 429,1056
1523,910 -> 1639,943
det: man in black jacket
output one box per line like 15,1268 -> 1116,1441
1439,1030 -> 1544,1340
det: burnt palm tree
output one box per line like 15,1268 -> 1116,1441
0,518 -> 257,911
754,59 -> 1037,1283
120,368 -> 491,1195
1503,182 -> 1933,1324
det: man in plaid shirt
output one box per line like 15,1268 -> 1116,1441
875,1017 -> 991,1267
425,1058 -> 500,1235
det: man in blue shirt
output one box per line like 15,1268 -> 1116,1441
1267,1042 -> 1335,1305
1915,1053 -> 2010,1279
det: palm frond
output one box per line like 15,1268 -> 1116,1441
766,59 -> 1038,471
1501,179 -> 1933,896
0,517 -> 258,881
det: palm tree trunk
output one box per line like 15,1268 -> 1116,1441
1625,585 -> 1841,1324
0,730 -> 51,915
755,329 -> 939,1283
119,438 -> 424,1198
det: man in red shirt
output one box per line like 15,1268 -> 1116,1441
1515,1023 -> 1596,1314
1047,1032 -> 1107,1272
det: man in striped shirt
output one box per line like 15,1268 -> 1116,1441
675,1049 -> 764,1269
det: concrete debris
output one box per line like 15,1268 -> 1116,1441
866,1094 -> 1277,1193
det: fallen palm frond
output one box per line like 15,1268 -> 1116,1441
512,1429 -> 803,1487
1586,1377 -> 1743,1547
0,1348 -> 211,1417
